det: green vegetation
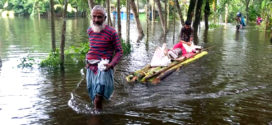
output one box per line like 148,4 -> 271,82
39,40 -> 131,68
18,55 -> 36,68
121,39 -> 131,55
40,49 -> 61,68
1,0 -> 271,28
209,23 -> 221,29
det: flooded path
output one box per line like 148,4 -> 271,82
0,17 -> 272,124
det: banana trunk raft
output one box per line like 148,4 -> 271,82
126,51 -> 208,84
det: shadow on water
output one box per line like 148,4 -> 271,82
270,32 -> 272,43
235,30 -> 240,41
203,29 -> 209,43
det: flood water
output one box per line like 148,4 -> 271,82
0,17 -> 272,125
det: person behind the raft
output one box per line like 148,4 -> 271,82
85,5 -> 123,112
166,20 -> 201,60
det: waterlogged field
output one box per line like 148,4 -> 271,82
0,17 -> 272,124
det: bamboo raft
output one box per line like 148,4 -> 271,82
126,50 -> 208,84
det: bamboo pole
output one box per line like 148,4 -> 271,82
126,64 -> 151,82
151,51 -> 208,84
141,60 -> 183,82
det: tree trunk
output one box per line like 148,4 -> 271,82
151,0 -> 155,35
212,0 -> 216,11
245,0 -> 250,24
137,0 -> 139,14
204,0 -> 210,30
131,0 -> 144,38
265,16 -> 269,30
146,0 -> 150,42
224,4 -> 228,24
113,8 -> 116,28
107,0 -> 112,26
165,0 -> 168,30
87,0 -> 94,12
152,0 -> 155,22
126,0 -> 131,44
50,0 -> 56,52
187,0 -> 197,23
117,0 -> 121,38
60,0 -> 69,68
154,0 -> 166,34
36,1 -> 41,20
175,0 -> 185,26
193,0 -> 203,34
172,6 -> 176,42
212,0 -> 217,23
270,31 -> 272,43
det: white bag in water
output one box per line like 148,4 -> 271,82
98,59 -> 109,71
150,44 -> 171,67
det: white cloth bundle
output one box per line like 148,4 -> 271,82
98,59 -> 109,71
150,44 -> 171,67
182,42 -> 202,53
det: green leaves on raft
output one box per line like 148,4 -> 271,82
126,51 -> 208,84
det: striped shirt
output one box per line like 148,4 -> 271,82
86,25 -> 123,67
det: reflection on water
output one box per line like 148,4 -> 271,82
1,17 -> 272,124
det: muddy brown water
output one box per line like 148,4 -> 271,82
0,17 -> 272,124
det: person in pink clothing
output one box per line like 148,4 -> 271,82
167,40 -> 201,61
256,16 -> 262,25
